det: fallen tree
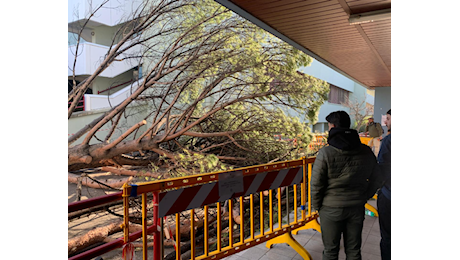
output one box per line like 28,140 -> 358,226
68,0 -> 329,174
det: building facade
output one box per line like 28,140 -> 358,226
68,0 -> 377,144
68,0 -> 144,109
68,0 -> 146,144
299,59 -> 375,133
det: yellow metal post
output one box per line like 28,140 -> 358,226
191,209 -> 195,260
308,161 -> 313,217
217,202 -> 221,252
301,157 -> 307,220
142,193 -> 148,260
269,190 -> 273,233
293,159 -> 322,236
176,213 -> 181,260
293,184 -> 297,224
229,199 -> 233,247
122,183 -> 130,243
277,188 -> 282,230
260,191 -> 264,236
250,194 -> 254,240
204,205 -> 208,256
286,186 -> 289,226
239,196 -> 244,243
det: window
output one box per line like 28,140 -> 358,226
68,32 -> 86,46
328,84 -> 349,104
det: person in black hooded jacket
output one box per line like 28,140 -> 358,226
311,110 -> 382,260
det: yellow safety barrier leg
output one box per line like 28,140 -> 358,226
292,217 -> 321,235
365,193 -> 379,217
365,203 -> 379,217
265,232 -> 312,260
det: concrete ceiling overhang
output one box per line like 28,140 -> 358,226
215,0 -> 391,89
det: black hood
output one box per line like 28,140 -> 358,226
327,127 -> 362,151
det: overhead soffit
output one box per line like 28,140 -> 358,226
221,0 -> 391,89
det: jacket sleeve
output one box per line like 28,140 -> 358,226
377,135 -> 391,187
311,149 -> 328,211
365,158 -> 384,200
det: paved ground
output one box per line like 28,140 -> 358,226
223,199 -> 381,260
95,212 -> 381,260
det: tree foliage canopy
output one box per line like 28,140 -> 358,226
68,0 -> 329,175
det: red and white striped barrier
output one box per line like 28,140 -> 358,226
158,166 -> 303,217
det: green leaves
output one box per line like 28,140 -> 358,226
168,150 -> 230,176
138,0 -> 330,173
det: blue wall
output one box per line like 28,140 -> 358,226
299,59 -> 372,130
299,60 -> 354,93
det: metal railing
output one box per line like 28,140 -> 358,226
121,157 -> 321,260
68,192 -> 123,260
68,96 -> 85,112
97,80 -> 133,94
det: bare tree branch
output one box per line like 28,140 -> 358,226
68,0 -> 329,171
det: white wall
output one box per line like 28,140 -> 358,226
68,0 -> 148,146
68,0 -> 143,26
68,41 -> 141,78
85,79 -> 144,111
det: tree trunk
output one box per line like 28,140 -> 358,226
69,221 -> 143,256
68,154 -> 159,172
101,166 -> 161,178
68,173 -> 133,189
68,221 -> 123,255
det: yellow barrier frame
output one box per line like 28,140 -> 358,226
121,156 -> 377,260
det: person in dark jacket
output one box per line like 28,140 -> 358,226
377,109 -> 391,260
311,110 -> 382,260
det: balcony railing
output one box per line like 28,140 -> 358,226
83,78 -> 144,111
68,96 -> 85,112
98,80 -> 133,94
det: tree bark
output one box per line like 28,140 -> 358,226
68,173 -> 133,189
68,221 -> 123,255
69,221 -> 143,256
101,166 -> 164,179
68,153 -> 160,172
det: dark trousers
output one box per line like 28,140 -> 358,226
377,191 -> 391,260
319,206 -> 365,260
